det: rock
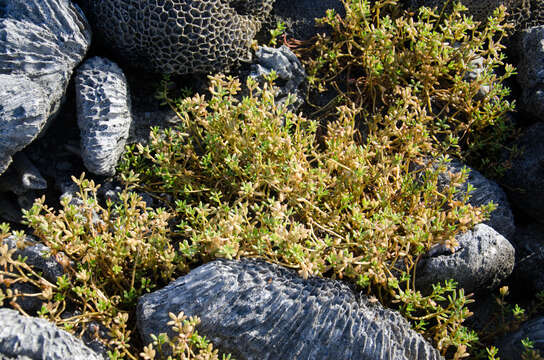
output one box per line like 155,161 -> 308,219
415,224 -> 515,294
0,196 -> 22,224
75,57 -> 132,176
511,223 -> 544,294
497,316 -> 544,360
250,45 -> 306,109
0,75 -> 48,175
1,235 -> 66,314
439,159 -> 515,239
137,259 -> 443,360
0,0 -> 91,175
516,26 -> 544,120
500,122 -> 544,223
0,152 -> 47,195
263,0 -> 344,41
79,0 -> 274,74
0,308 -> 105,360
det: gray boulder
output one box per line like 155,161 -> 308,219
0,0 -> 91,175
137,259 -> 443,360
497,316 -> 544,360
0,76 -> 48,174
511,223 -> 544,294
0,308 -> 105,360
500,122 -> 544,223
516,26 -> 544,120
415,224 -> 515,295
75,57 -> 131,176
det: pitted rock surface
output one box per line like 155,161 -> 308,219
0,0 -> 91,175
0,308 -> 105,360
137,259 -> 443,360
79,0 -> 274,74
415,224 -> 515,294
75,57 -> 131,176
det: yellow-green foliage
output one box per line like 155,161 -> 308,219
0,176 -> 185,359
303,0 -> 515,174
140,312 -> 232,360
120,71 -> 491,357
0,1 -> 520,359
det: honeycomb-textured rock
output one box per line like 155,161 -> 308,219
0,0 -> 91,175
415,224 -> 515,295
137,259 -> 443,360
0,309 -> 105,360
75,57 -> 132,176
79,0 -> 275,74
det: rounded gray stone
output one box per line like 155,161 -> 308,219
0,75 -> 48,175
0,0 -> 91,176
0,308 -> 105,360
75,57 -> 131,176
415,224 -> 515,294
137,259 -> 443,360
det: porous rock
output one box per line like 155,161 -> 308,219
79,0 -> 274,74
439,159 -> 515,239
75,57 -> 131,176
500,122 -> 544,223
250,45 -> 306,109
0,0 -> 91,175
510,223 -> 544,294
516,26 -> 544,120
497,316 -> 544,360
415,224 -> 515,294
0,308 -> 105,360
137,259 -> 443,360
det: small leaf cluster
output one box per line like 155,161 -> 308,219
0,175 -> 188,359
120,72 -> 492,357
140,312 -> 232,360
302,0 -> 516,175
